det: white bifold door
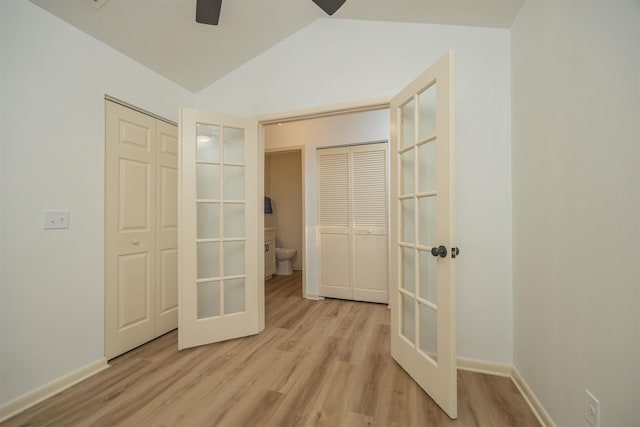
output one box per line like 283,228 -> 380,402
318,142 -> 389,304
105,101 -> 178,359
178,109 -> 260,350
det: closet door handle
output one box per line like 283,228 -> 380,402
265,243 -> 269,252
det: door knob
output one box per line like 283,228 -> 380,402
431,245 -> 447,258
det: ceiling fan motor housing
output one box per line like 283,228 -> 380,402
196,0 -> 345,26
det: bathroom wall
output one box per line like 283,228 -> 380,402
265,151 -> 303,270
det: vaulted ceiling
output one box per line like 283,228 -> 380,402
30,0 -> 524,92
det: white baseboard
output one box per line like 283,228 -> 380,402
511,366 -> 556,427
305,292 -> 324,300
457,356 -> 512,377
457,358 -> 555,427
0,358 -> 109,423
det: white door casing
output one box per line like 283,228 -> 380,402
390,51 -> 457,418
178,108 -> 260,350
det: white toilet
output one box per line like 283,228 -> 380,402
275,248 -> 297,275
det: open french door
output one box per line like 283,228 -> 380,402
178,109 -> 261,350
390,52 -> 457,418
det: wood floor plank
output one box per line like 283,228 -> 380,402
1,270 -> 540,427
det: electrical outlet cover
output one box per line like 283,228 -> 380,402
585,390 -> 600,427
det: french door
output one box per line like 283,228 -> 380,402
177,52 -> 457,420
390,51 -> 457,418
178,109 -> 260,350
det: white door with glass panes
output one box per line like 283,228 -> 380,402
178,109 -> 260,350
390,51 -> 458,419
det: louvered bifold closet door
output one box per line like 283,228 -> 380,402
318,147 -> 352,299
318,143 -> 389,303
351,142 -> 389,303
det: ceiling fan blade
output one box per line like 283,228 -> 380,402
196,0 -> 223,25
312,0 -> 346,16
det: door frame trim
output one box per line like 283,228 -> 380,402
104,95 -> 176,126
257,96 -> 392,300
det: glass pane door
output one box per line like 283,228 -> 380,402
195,124 -> 246,319
398,82 -> 439,364
179,109 -> 259,350
390,52 -> 457,419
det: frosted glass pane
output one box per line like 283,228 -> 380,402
419,249 -> 437,303
401,149 -> 414,196
223,204 -> 244,238
197,203 -> 219,239
197,280 -> 220,319
401,198 -> 414,244
418,140 -> 436,193
224,278 -> 245,314
401,99 -> 415,149
196,164 -> 219,200
418,84 -> 436,140
223,241 -> 245,276
418,196 -> 437,247
223,127 -> 244,163
401,247 -> 415,293
197,242 -> 220,279
196,124 -> 220,161
401,293 -> 415,344
419,303 -> 438,363
223,165 -> 244,200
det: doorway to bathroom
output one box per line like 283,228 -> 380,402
264,147 -> 305,298
263,109 -> 390,301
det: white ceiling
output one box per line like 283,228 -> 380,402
30,0 -> 524,92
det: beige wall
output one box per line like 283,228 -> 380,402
265,151 -> 303,270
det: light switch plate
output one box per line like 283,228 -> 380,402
43,210 -> 70,229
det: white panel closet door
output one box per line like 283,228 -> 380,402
318,142 -> 389,303
155,121 -> 179,335
105,101 -> 178,360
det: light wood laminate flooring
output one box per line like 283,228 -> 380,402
2,271 -> 540,426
